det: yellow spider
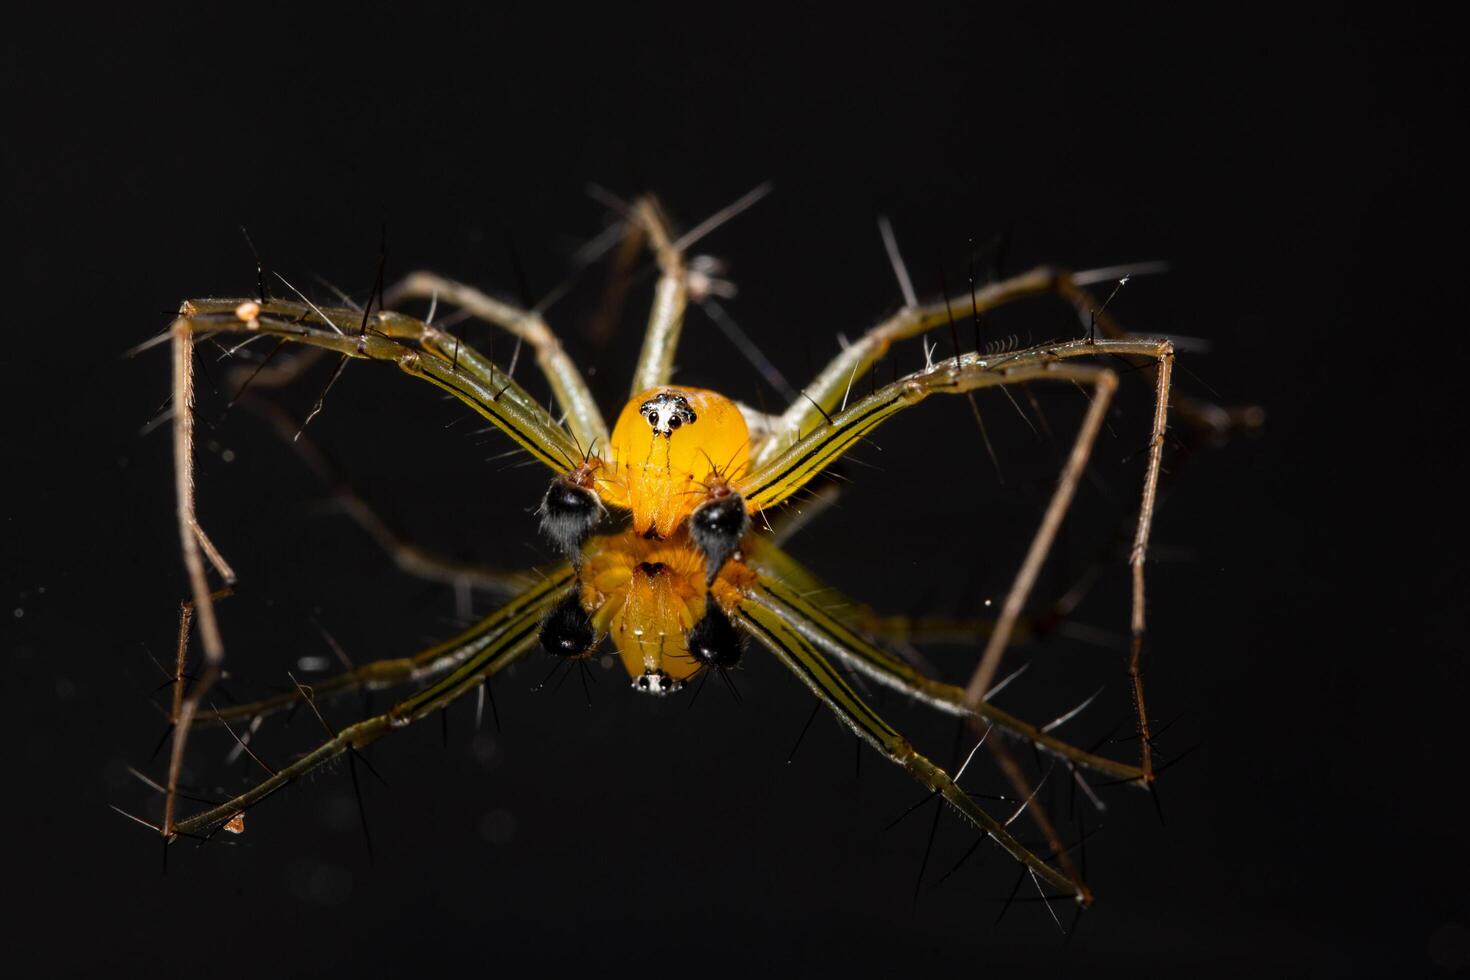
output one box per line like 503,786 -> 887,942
135,190 -> 1239,911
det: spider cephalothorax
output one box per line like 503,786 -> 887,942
538,385 -> 753,580
598,385 -> 752,542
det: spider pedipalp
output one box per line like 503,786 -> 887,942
539,591 -> 597,659
687,595 -> 743,669
690,490 -> 750,584
537,470 -> 605,560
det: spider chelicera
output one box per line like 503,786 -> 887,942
133,190 -> 1243,909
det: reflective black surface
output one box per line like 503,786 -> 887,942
4,6 -> 1462,977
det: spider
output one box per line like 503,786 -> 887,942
132,189 -> 1244,911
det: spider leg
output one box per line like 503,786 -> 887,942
733,399 -> 784,456
369,308 -> 588,468
176,300 -> 584,470
740,561 -> 1142,783
762,478 -> 843,548
961,365 -> 1116,706
736,340 -> 1169,784
202,566 -> 573,727
1126,350 -> 1173,784
759,471 -> 1123,644
958,350 -> 1172,788
738,339 -> 1146,509
161,300 -> 581,837
748,542 -> 1101,890
383,272 -> 608,452
735,598 -> 1090,904
162,317 -> 229,839
167,567 -> 574,840
749,527 -> 1119,649
623,186 -> 776,396
628,196 -> 688,394
752,266 -> 1223,465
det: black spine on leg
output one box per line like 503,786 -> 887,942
537,476 -> 601,560
540,592 -> 595,658
687,596 -> 743,668
690,492 -> 750,584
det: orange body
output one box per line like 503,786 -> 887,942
580,529 -> 752,682
597,386 -> 751,539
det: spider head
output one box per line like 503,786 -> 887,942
602,386 -> 751,539
638,391 -> 697,438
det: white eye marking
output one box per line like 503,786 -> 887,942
631,670 -> 684,696
638,392 -> 697,438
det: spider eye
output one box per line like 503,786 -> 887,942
690,492 -> 751,584
537,476 -> 602,559
631,669 -> 683,696
540,592 -> 596,658
688,596 -> 742,669
638,392 -> 697,436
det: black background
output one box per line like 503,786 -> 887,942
3,5 -> 1464,977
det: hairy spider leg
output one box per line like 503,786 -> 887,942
757,263 -> 1219,786
383,272 -> 609,453
734,597 -> 1089,903
628,197 -> 689,395
753,265 -> 1205,466
740,554 -> 1143,782
169,568 -> 575,840
736,338 -> 1171,784
163,298 -> 584,836
385,186 -> 776,453
201,566 -> 574,727
748,529 -> 1103,649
